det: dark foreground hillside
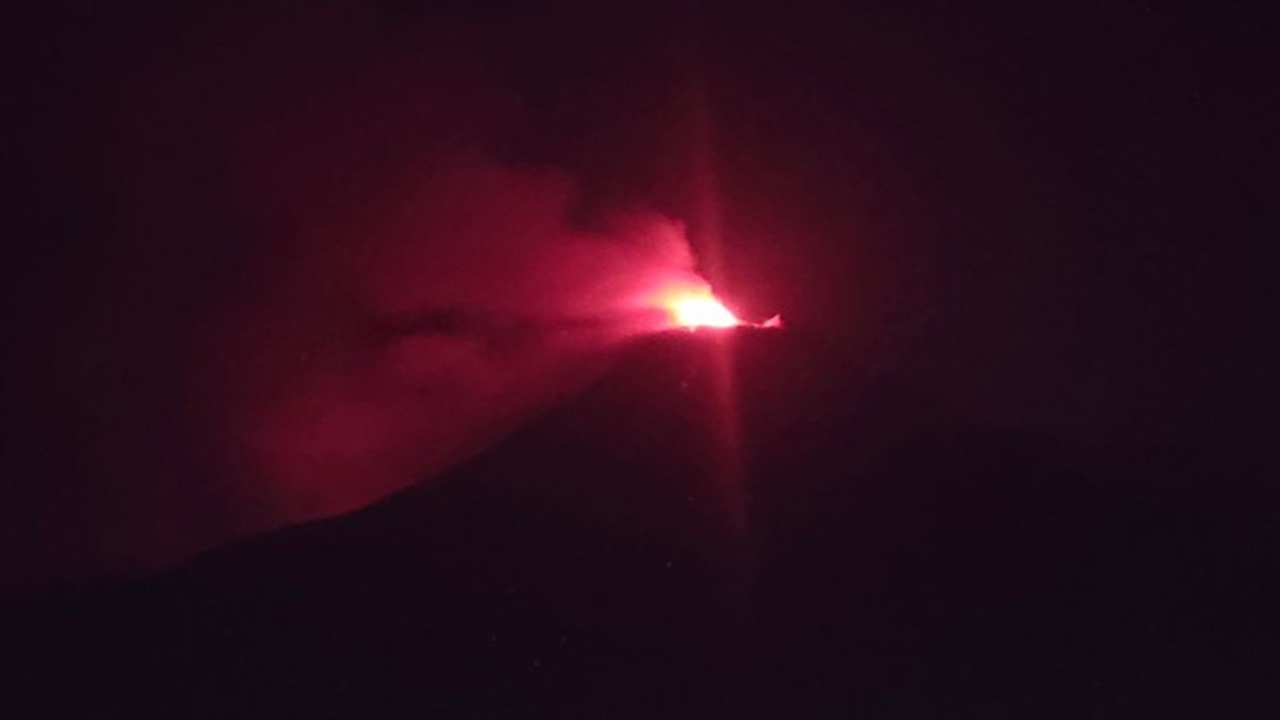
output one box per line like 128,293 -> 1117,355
4,331 -> 1277,717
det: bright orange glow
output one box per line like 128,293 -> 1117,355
669,294 -> 742,329
649,282 -> 781,331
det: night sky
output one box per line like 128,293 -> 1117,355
2,0 -> 1276,716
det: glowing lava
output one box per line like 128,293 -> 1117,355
669,293 -> 742,329
647,279 -> 782,332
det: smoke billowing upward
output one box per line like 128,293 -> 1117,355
2,5 -> 711,590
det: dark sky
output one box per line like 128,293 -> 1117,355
7,0 -> 1273,439
1,0 -> 1276,713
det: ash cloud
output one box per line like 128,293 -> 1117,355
3,5 -> 706,590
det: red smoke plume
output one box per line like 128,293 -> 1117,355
1,6 -> 753,590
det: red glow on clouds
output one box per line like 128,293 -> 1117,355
3,5 -> 796,590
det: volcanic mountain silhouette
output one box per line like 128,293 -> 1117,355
5,331 -> 1278,717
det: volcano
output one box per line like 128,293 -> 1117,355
5,330 -> 1278,717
